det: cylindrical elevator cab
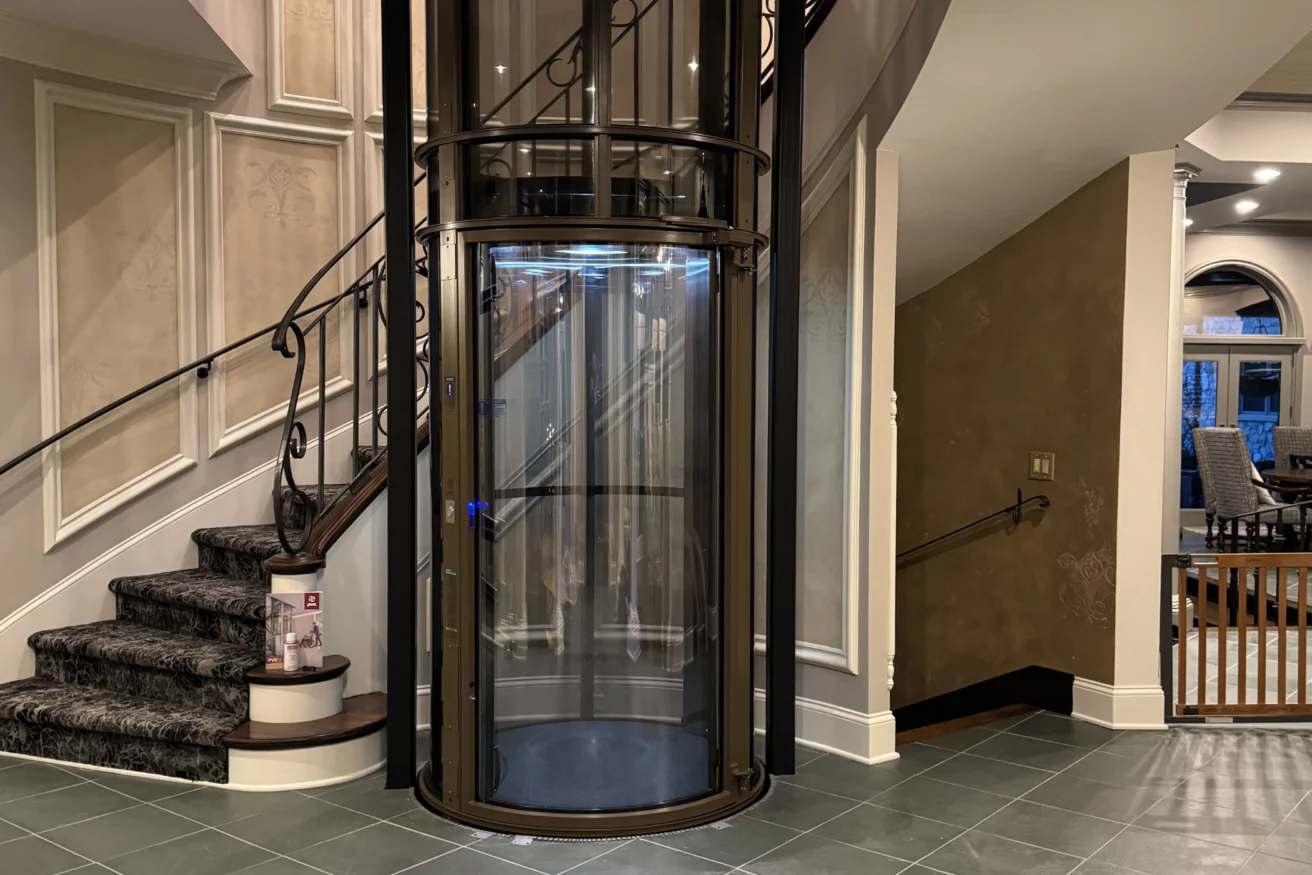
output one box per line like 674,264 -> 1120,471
416,0 -> 768,837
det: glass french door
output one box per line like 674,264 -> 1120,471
1181,345 -> 1294,520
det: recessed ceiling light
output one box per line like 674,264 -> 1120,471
1183,217 -> 1194,227
1254,167 -> 1281,184
520,147 -> 530,153
1235,199 -> 1260,215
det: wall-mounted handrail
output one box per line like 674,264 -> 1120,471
0,289 -> 352,483
897,489 -> 1051,560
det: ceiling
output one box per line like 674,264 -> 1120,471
1249,32 -> 1312,97
0,0 -> 241,66
883,0 -> 1312,302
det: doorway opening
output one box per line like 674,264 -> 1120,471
1180,264 -> 1300,526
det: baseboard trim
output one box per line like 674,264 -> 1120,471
1072,678 -> 1166,730
752,690 -> 896,764
893,666 -> 1074,732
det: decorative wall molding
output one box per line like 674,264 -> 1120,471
755,117 -> 868,676
752,689 -> 896,765
267,0 -> 354,120
34,81 -> 199,551
0,11 -> 248,101
204,112 -> 356,457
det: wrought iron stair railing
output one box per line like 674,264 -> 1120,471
0,0 -> 844,556
474,0 -> 838,180
268,175 -> 432,557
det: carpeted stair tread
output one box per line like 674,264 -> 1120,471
110,569 -> 266,621
191,524 -> 286,559
0,677 -> 243,749
280,483 -> 350,511
29,621 -> 261,682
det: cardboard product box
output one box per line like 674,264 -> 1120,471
265,591 -> 324,669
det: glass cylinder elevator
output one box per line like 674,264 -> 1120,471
416,0 -> 768,837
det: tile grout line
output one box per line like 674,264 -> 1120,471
1089,727 -> 1257,873
886,719 -> 1132,874
726,713 -> 1053,873
553,837 -> 637,875
1232,784 -> 1312,871
0,811 -> 132,875
65,770 -> 383,875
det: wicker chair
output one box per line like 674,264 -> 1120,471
1194,427 -> 1312,551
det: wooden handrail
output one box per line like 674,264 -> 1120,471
266,419 -> 431,574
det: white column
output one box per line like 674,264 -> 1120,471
888,390 -> 897,692
1161,163 -> 1199,556
865,149 -> 899,759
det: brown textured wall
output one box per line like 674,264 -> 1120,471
893,160 -> 1130,707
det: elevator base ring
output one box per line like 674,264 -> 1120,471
414,758 -> 768,840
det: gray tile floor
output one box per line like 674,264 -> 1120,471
1174,628 -> 1312,706
3,713 -> 1312,874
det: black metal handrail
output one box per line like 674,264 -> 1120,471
0,288 -> 356,484
897,490 -> 1051,560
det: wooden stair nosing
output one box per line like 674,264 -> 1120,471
223,691 -> 385,751
246,655 -> 350,686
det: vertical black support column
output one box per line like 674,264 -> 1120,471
424,0 -> 443,793
583,0 -> 612,217
383,0 -> 418,790
765,0 -> 804,777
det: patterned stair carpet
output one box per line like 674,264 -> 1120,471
0,524 -> 288,783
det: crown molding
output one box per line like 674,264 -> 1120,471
0,10 -> 249,101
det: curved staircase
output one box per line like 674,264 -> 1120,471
0,516 -> 383,786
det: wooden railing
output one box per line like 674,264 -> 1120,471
1167,553 -> 1312,717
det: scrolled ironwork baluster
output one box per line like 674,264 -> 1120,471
273,321 -> 313,554
371,265 -> 382,453
317,316 -> 327,521
352,281 -> 362,477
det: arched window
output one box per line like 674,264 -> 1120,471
1183,268 -> 1284,336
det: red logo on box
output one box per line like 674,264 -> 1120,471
305,593 -> 320,610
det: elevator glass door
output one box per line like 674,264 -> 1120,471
472,242 -> 720,813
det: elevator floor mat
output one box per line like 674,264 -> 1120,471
490,719 -> 711,811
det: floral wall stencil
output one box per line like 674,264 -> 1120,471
1057,547 -> 1115,627
283,0 -> 339,101
220,131 -> 342,430
242,159 -> 319,225
286,0 -> 335,26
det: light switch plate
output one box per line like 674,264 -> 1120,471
1029,451 -> 1055,481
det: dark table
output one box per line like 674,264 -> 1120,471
1265,468 -> 1312,487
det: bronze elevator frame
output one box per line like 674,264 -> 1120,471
410,0 -> 776,838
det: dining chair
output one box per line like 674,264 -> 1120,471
1192,427 -> 1312,552
1274,426 -> 1312,470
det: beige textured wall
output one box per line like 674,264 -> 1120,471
753,178 -> 852,653
283,0 -> 338,100
53,105 -> 183,517
894,161 -> 1131,707
219,132 -> 342,429
0,0 -> 422,623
